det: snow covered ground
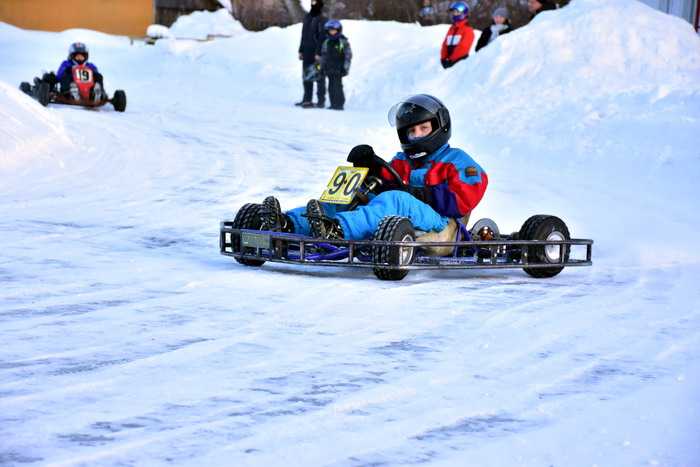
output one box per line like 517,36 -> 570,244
1,0 -> 699,465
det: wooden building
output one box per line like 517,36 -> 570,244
0,0 -> 219,37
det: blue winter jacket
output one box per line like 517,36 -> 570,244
56,60 -> 99,81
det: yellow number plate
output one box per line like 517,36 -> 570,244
319,166 -> 369,205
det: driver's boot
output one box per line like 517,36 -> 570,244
91,82 -> 103,103
69,82 -> 80,101
260,196 -> 293,232
306,199 -> 344,240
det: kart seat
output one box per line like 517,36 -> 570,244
416,213 -> 470,256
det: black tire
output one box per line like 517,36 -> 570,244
36,82 -> 50,107
20,82 -> 31,95
231,203 -> 266,267
520,215 -> 570,278
371,216 -> 415,281
112,90 -> 127,112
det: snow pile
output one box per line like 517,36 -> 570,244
167,9 -> 245,40
0,82 -> 72,170
146,24 -> 172,39
217,0 -> 232,13
426,0 -> 700,264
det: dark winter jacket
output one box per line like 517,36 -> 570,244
531,1 -> 558,19
299,12 -> 326,63
320,34 -> 352,76
56,59 -> 99,81
475,20 -> 513,52
440,18 -> 475,68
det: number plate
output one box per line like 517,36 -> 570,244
241,231 -> 270,249
319,166 -> 368,205
73,66 -> 93,83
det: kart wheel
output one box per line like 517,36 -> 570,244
20,82 -> 31,95
520,215 -> 570,278
36,82 -> 50,107
470,218 -> 500,240
372,216 -> 415,281
231,203 -> 266,267
112,90 -> 127,112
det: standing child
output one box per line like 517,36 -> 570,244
320,20 -> 352,111
440,1 -> 475,69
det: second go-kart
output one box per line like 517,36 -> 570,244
220,153 -> 593,281
20,65 -> 126,112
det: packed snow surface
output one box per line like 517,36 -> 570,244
1,0 -> 699,465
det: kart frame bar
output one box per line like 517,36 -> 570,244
220,225 -> 593,271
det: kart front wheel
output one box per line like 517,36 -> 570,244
372,216 -> 415,281
231,203 -> 266,267
112,90 -> 127,112
520,215 -> 570,278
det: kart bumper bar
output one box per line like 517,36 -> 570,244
220,224 -> 593,271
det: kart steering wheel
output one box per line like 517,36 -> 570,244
374,157 -> 407,189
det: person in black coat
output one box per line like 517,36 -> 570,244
297,0 -> 326,108
528,0 -> 558,19
475,7 -> 513,52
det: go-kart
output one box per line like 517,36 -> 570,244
20,65 -> 126,112
220,149 -> 593,281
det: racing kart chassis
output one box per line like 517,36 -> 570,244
220,221 -> 593,281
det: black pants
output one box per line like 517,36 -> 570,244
302,61 -> 326,104
327,74 -> 345,109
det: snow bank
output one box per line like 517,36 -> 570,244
167,9 -> 245,40
437,0 -> 700,264
0,81 -> 72,171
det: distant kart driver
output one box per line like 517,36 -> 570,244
258,94 -> 488,243
42,42 -> 105,103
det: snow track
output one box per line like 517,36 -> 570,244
2,1 -> 700,465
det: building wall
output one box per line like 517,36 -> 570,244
637,0 -> 699,29
0,0 -> 153,37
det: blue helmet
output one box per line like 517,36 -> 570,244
68,42 -> 89,63
324,19 -> 342,33
449,1 -> 469,21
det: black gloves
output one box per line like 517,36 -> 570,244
441,59 -> 453,69
347,144 -> 384,176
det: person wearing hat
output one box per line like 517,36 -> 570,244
475,7 -> 513,52
528,0 -> 558,19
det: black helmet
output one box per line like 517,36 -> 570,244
68,42 -> 89,63
388,94 -> 451,158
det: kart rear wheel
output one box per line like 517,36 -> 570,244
232,203 -> 266,267
112,90 -> 127,112
520,215 -> 570,278
20,82 -> 31,95
36,82 -> 50,107
372,216 -> 415,281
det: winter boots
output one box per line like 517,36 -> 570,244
260,196 -> 293,232
69,82 -> 80,101
306,199 -> 344,240
91,82 -> 103,103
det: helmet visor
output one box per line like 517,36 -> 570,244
387,95 -> 444,127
